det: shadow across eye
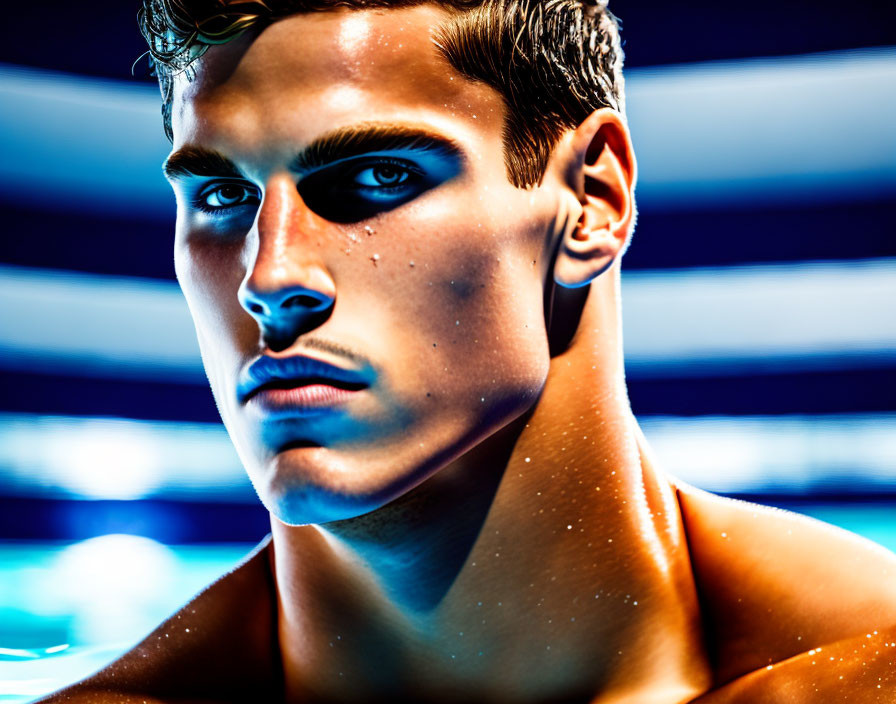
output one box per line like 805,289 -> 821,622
298,153 -> 460,223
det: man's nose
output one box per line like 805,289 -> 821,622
238,176 -> 336,350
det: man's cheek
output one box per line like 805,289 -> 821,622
178,242 -> 251,335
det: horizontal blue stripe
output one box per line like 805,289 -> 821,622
625,48 -> 896,209
1,412 -> 894,501
640,413 -> 896,495
3,363 -> 891,421
1,260 -> 893,380
3,196 -> 895,281
1,47 -> 895,215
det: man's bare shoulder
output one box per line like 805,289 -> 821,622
674,481 -> 896,687
688,627 -> 896,703
36,535 -> 279,704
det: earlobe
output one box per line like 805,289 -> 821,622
553,108 -> 637,289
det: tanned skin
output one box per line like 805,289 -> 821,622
41,5 -> 896,702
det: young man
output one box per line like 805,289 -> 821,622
44,1 -> 896,702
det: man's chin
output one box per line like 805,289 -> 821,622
253,449 -> 419,526
263,484 -> 390,526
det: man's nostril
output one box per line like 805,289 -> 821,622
283,294 -> 324,309
249,302 -> 265,315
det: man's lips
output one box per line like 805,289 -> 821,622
237,354 -> 372,406
250,383 -> 364,412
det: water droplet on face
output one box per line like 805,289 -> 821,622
409,261 -> 415,267
371,253 -> 380,265
525,457 -> 531,463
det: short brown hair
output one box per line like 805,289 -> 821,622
139,0 -> 624,188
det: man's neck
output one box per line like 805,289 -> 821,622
269,274 -> 712,702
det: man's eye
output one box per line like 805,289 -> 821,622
196,182 -> 259,211
353,164 -> 411,188
296,151 -> 460,224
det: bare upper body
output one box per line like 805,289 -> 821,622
40,462 -> 896,704
38,3 -> 896,702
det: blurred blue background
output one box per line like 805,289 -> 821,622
1,1 -> 895,699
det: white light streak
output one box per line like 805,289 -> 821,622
0,413 -> 250,501
2,48 -> 894,213
1,260 -> 893,380
640,413 -> 896,494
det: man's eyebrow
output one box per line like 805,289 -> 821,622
291,123 -> 464,173
162,125 -> 464,181
163,146 -> 245,182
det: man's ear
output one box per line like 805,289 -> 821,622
553,108 -> 637,289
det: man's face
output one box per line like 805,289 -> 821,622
167,4 -> 562,524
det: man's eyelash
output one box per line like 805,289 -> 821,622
353,157 -> 420,172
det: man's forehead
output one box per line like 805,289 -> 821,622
170,4 -> 503,153
199,6 -> 449,84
